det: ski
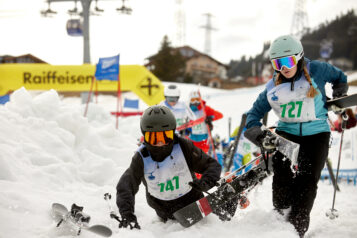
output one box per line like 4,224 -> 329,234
223,113 -> 247,173
263,129 -> 300,171
173,154 -> 272,227
176,116 -> 205,131
327,93 -> 357,111
51,203 -> 112,237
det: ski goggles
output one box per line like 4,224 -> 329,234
270,54 -> 302,71
190,97 -> 200,104
165,96 -> 179,103
144,130 -> 174,146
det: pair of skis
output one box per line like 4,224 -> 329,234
173,153 -> 273,227
173,123 -> 301,227
51,203 -> 112,237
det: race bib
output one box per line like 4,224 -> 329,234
267,77 -> 317,123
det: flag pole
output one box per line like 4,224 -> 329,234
116,72 -> 121,129
84,77 -> 95,117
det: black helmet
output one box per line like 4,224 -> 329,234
140,105 -> 176,134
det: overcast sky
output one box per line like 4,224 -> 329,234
0,0 -> 356,65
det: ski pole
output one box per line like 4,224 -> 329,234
326,111 -> 348,219
104,193 -> 121,223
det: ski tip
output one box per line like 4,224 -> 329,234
173,213 -> 195,228
88,225 -> 113,237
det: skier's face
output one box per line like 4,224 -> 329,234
166,96 -> 179,107
280,65 -> 297,79
168,101 -> 177,107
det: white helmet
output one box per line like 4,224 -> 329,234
189,90 -> 200,99
164,85 -> 180,97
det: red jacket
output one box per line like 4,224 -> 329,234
195,100 -> 223,121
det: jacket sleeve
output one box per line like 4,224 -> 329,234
205,105 -> 223,121
116,153 -> 143,216
179,137 -> 221,186
310,60 -> 347,85
246,88 -> 272,129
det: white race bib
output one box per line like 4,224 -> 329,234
267,76 -> 317,123
139,144 -> 193,201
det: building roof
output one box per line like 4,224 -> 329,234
0,54 -> 48,64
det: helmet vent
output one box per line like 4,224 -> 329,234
146,126 -> 153,128
284,50 -> 291,53
168,85 -> 177,89
160,108 -> 166,114
162,125 -> 169,128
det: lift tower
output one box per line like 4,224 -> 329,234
200,13 -> 217,55
41,0 -> 132,64
290,0 -> 309,39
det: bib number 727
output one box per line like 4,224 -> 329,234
280,101 -> 303,118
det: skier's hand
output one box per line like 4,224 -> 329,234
332,83 -> 348,99
244,126 -> 276,151
119,213 -> 140,230
260,130 -> 277,151
189,179 -> 215,192
205,116 -> 214,131
331,104 -> 345,114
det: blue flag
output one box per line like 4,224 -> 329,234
0,94 -> 10,104
95,55 -> 120,81
123,98 -> 139,109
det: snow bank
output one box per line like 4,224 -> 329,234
0,85 -> 356,238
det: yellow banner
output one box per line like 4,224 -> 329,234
0,64 -> 164,106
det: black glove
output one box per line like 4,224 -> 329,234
205,116 -> 214,131
119,213 -> 140,230
189,179 -> 216,192
244,126 -> 277,150
332,83 -> 348,99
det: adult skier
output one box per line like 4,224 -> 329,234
160,84 -> 196,135
188,90 -> 223,153
244,35 -> 348,237
116,105 -> 223,229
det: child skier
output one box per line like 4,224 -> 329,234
188,90 -> 223,153
244,35 -> 348,237
160,84 -> 196,135
116,105 -> 232,229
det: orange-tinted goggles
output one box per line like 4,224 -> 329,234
190,97 -> 200,104
144,130 -> 174,146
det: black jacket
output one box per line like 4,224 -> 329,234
116,135 -> 221,220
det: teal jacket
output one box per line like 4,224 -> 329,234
246,58 -> 347,136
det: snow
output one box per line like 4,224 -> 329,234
0,83 -> 357,238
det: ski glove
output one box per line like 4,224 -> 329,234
189,179 -> 216,192
332,83 -> 348,99
119,213 -> 141,230
205,116 -> 214,131
244,126 -> 277,151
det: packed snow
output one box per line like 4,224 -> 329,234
0,83 -> 357,238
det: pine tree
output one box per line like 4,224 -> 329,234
150,36 -> 186,82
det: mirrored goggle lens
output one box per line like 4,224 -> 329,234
144,130 -> 174,145
166,96 -> 179,103
271,56 -> 297,71
190,97 -> 200,104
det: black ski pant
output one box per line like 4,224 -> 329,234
272,131 -> 330,237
